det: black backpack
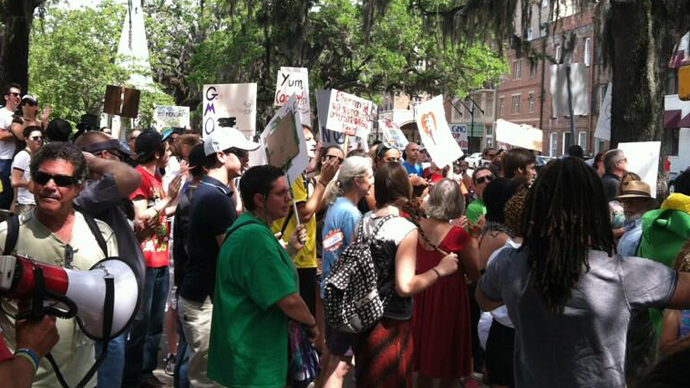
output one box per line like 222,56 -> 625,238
323,214 -> 395,333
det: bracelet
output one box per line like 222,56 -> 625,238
14,348 -> 39,373
318,180 -> 328,187
432,267 -> 441,279
304,321 -> 317,329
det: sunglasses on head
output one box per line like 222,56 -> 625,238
33,171 -> 79,187
475,175 -> 495,185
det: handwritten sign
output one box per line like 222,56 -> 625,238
202,83 -> 257,138
415,95 -> 463,168
379,119 -> 408,150
618,141 -> 660,197
325,89 -> 375,137
261,95 -> 308,183
450,124 -> 469,150
152,106 -> 190,131
274,67 -> 310,115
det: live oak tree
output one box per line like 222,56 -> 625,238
0,0 -> 45,90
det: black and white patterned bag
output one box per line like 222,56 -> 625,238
323,214 -> 396,333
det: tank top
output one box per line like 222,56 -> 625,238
679,309 -> 690,339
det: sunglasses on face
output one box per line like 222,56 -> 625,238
22,101 -> 37,107
33,171 -> 79,187
323,154 -> 344,164
227,148 -> 248,159
7,92 -> 21,98
30,136 -> 43,141
475,175 -> 495,185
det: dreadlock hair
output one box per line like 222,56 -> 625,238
520,157 -> 614,315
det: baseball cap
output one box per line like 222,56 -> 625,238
188,144 -> 206,169
203,127 -> 260,156
135,129 -> 167,159
21,94 -> 37,104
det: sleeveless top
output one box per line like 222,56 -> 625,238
679,309 -> 690,339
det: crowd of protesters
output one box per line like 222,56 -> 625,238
1,81 -> 690,388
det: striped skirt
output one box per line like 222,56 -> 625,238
353,318 -> 413,388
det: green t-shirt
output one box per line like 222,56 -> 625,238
208,212 -> 298,388
466,198 -> 487,225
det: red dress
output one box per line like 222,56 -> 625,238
412,226 -> 472,378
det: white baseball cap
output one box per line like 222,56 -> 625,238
204,127 -> 260,156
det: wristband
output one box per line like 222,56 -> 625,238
14,348 -> 39,373
318,180 -> 328,187
432,267 -> 441,279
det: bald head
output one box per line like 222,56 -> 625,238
405,142 -> 420,164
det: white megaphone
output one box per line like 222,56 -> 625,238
0,254 -> 140,340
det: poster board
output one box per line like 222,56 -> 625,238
449,124 -> 469,151
495,119 -> 543,152
617,141 -> 661,197
379,119 -> 409,150
202,83 -> 257,138
594,83 -> 612,141
414,95 -> 463,168
317,89 -> 368,152
152,106 -> 190,131
325,89 -> 375,137
274,67 -> 310,120
261,94 -> 308,183
104,85 -> 140,118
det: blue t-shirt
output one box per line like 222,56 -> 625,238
321,197 -> 361,297
403,160 -> 423,176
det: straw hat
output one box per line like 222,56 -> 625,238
616,180 -> 652,200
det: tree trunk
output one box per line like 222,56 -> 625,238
609,1 -> 673,148
0,0 -> 42,90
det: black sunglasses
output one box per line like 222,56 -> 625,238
33,171 -> 79,187
226,147 -> 248,159
323,154 -> 344,164
7,92 -> 21,98
475,175 -> 495,185
30,136 -> 43,141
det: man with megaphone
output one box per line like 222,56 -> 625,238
0,142 -> 119,388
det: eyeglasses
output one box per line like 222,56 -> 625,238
226,147 -> 248,159
33,171 -> 79,187
323,154 -> 344,164
7,92 -> 21,98
94,149 -> 122,161
30,136 -> 43,141
475,175 -> 495,185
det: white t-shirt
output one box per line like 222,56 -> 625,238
485,238 -> 521,328
10,150 -> 34,205
0,108 -> 16,159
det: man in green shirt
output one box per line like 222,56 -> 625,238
466,166 -> 493,225
208,165 -> 317,388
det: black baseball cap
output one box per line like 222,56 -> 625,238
188,144 -> 206,169
135,129 -> 171,159
46,119 -> 73,142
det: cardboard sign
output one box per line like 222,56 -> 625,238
202,83 -> 257,138
152,106 -> 190,131
325,89 -> 375,137
594,83 -> 612,141
617,141 -> 661,197
450,124 -> 469,151
317,89 -> 369,152
379,119 -> 408,150
495,119 -> 543,152
274,67 -> 310,116
104,85 -> 140,118
415,95 -> 463,168
261,95 -> 308,183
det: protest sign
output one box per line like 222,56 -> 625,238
202,83 -> 257,138
617,141 -> 661,197
379,119 -> 409,150
450,124 -> 469,151
104,85 -> 140,118
261,95 -> 308,184
414,95 -> 463,168
325,89 -> 375,137
594,83 -> 612,141
152,106 -> 190,131
274,67 -> 310,117
495,119 -> 543,152
317,89 -> 368,152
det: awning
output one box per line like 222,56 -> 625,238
665,110 -> 682,128
679,113 -> 690,128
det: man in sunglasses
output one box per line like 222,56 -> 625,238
466,166 -> 494,225
0,83 -> 24,210
0,142 -> 119,388
179,127 -> 259,387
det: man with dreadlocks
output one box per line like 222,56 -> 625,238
475,157 -> 690,388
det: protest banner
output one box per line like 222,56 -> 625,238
202,83 -> 257,138
104,85 -> 140,118
325,89 -> 375,137
415,95 -> 463,168
495,119 -> 543,152
618,141 -> 661,197
379,119 -> 409,150
450,124 -> 469,151
274,67 -> 310,117
152,106 -> 190,131
317,89 -> 369,152
594,83 -> 612,141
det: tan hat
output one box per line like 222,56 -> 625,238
616,180 -> 653,200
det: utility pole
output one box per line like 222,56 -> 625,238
455,94 -> 485,154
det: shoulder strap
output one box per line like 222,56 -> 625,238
371,214 -> 397,238
3,214 -> 19,255
78,209 -> 108,257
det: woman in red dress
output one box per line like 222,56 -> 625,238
412,179 -> 481,388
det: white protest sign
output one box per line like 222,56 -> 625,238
317,89 -> 369,152
274,67 -> 310,116
495,119 -> 543,152
202,83 -> 257,138
261,94 -> 308,184
325,89 -> 375,137
617,141 -> 661,197
414,95 -> 463,168
450,124 -> 469,151
594,83 -> 612,141
379,119 -> 408,150
152,106 -> 190,131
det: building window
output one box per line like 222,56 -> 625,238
563,132 -> 573,155
540,22 -> 548,37
555,44 -> 562,64
550,132 -> 558,156
578,131 -> 588,152
511,95 -> 521,114
667,69 -> 679,95
664,128 -> 680,156
528,92 -> 535,113
485,98 -> 494,117
526,26 -> 533,41
584,38 -> 591,67
530,61 -> 538,78
499,96 -> 505,115
513,60 -> 522,79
